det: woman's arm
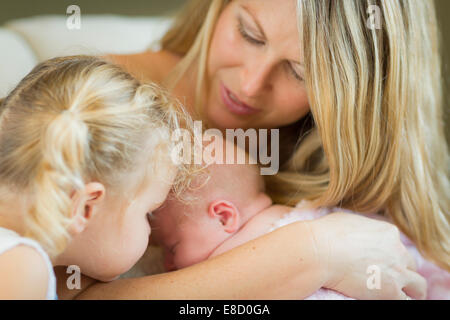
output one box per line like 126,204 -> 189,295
73,212 -> 426,300
75,220 -> 324,299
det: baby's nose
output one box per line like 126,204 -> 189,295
164,251 -> 177,272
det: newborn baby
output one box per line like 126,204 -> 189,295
149,142 -> 450,300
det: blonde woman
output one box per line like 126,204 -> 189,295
67,0 -> 448,299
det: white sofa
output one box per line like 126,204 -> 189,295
0,15 -> 173,97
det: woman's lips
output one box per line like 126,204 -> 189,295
220,82 -> 260,115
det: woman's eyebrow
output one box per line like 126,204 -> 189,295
240,4 -> 304,67
239,5 -> 267,39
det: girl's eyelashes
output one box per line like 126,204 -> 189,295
237,17 -> 304,82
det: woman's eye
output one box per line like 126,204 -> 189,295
286,62 -> 304,82
237,17 -> 303,82
237,19 -> 265,46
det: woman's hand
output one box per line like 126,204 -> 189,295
310,212 -> 427,300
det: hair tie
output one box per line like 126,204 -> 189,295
59,109 -> 80,123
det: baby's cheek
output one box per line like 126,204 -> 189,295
163,251 -> 176,271
175,244 -> 212,270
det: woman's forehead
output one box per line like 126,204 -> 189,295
237,0 -> 302,64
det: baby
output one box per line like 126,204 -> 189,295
149,139 -> 450,300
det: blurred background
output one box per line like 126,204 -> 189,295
0,0 -> 186,21
0,0 -> 448,143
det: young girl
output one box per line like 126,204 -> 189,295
0,55 -> 190,299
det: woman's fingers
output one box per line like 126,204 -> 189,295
401,269 -> 427,300
312,212 -> 427,300
402,248 -> 417,272
397,290 -> 413,300
397,242 -> 426,299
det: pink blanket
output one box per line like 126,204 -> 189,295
269,201 -> 450,300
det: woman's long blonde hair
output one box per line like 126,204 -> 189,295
0,55 -> 189,257
160,0 -> 450,270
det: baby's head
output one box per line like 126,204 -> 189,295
0,55 -> 191,281
151,138 -> 272,271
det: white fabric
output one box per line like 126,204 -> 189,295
4,15 -> 172,61
0,15 -> 172,97
0,28 -> 38,97
0,226 -> 57,300
267,200 -> 336,233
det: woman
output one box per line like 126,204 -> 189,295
60,0 -> 449,299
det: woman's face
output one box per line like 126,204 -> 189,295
206,0 -> 309,130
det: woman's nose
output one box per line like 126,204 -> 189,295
240,60 -> 272,97
164,251 -> 177,272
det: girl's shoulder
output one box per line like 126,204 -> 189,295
0,227 -> 56,299
104,49 -> 182,85
0,244 -> 49,299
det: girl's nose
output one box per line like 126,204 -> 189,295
164,251 -> 176,272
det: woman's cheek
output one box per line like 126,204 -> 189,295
208,14 -> 243,76
274,84 -> 310,119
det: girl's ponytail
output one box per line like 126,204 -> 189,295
28,110 -> 89,256
0,55 -> 191,257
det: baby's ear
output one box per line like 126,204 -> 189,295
208,200 -> 240,233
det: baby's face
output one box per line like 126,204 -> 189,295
150,153 -> 266,272
150,198 -> 226,271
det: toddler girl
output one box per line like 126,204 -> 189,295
0,55 -> 190,299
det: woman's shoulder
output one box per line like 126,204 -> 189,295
104,50 -> 181,85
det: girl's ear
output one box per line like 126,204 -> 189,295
68,182 -> 105,235
208,200 -> 240,233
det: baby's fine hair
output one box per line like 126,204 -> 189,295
0,55 -> 190,257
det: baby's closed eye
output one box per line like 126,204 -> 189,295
170,241 -> 180,254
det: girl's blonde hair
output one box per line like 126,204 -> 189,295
0,55 -> 190,257
160,0 -> 450,270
